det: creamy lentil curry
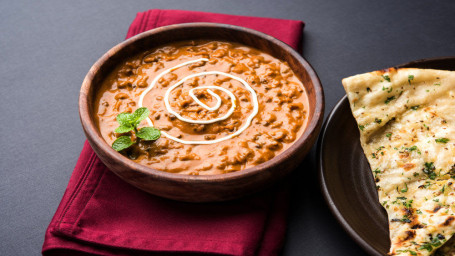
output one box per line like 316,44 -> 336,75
94,40 -> 309,175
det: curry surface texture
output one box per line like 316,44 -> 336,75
94,40 -> 309,175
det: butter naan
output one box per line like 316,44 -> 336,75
342,68 -> 455,256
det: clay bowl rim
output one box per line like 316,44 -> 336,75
79,22 -> 324,184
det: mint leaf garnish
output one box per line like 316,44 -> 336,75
115,124 -> 134,134
112,136 -> 134,151
116,112 -> 133,126
111,107 -> 160,154
131,107 -> 150,125
137,127 -> 161,141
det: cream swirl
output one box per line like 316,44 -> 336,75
138,58 -> 259,145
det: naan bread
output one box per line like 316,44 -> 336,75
342,68 -> 455,256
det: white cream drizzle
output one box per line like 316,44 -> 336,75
138,58 -> 259,145
189,86 -> 222,111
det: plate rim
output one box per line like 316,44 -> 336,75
317,95 -> 382,256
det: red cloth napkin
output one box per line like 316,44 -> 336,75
42,10 -> 304,256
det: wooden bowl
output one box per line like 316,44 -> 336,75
79,23 -> 324,202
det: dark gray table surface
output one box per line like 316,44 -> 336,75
1,0 -> 454,255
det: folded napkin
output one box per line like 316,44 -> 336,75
42,10 -> 304,256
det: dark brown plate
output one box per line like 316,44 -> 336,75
318,56 -> 455,255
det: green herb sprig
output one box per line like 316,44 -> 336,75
396,249 -> 417,255
112,107 -> 161,151
400,183 -> 408,193
422,162 -> 436,180
419,234 -> 445,252
382,75 -> 391,82
435,138 -> 449,144
408,75 -> 414,85
385,96 -> 396,104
